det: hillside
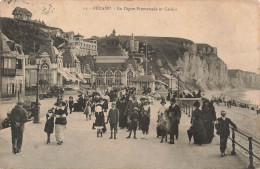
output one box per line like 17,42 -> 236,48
116,36 -> 229,90
0,17 -> 65,54
1,17 -> 258,90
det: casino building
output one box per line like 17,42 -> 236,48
90,29 -> 139,88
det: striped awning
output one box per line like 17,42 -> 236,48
58,70 -> 80,82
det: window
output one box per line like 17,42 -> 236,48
86,78 -> 90,84
39,70 -> 51,83
127,71 -> 134,86
105,71 -> 113,86
4,58 -> 16,69
96,71 -> 104,86
114,71 -> 122,86
16,59 -> 23,69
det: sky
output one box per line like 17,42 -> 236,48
0,0 -> 259,73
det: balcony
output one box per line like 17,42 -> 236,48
16,69 -> 23,76
2,68 -> 16,76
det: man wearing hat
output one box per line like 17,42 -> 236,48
107,102 -> 119,139
167,98 -> 181,144
215,110 -> 237,157
68,96 -> 74,114
9,100 -> 28,154
125,96 -> 139,131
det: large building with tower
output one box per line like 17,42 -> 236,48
89,29 -> 139,88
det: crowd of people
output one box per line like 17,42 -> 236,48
8,87 -> 237,158
212,95 -> 259,114
167,90 -> 202,101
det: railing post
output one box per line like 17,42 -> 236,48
188,106 -> 191,117
231,127 -> 236,155
185,104 -> 187,114
248,137 -> 255,169
189,106 -> 193,117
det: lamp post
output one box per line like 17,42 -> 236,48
34,54 -> 41,123
145,41 -> 148,75
170,73 -> 173,90
174,68 -> 180,98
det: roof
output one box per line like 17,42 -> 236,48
133,75 -> 155,82
94,63 -> 127,72
74,33 -> 84,37
12,7 -> 32,17
0,32 -> 24,56
38,44 -> 59,63
98,47 -> 124,56
63,31 -> 75,37
0,32 -> 11,53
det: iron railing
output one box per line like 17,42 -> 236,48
179,101 -> 260,169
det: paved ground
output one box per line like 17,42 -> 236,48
0,100 -> 248,169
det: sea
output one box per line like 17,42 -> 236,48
204,89 -> 260,106
244,90 -> 260,106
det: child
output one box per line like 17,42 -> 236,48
141,109 -> 150,140
44,108 -> 55,144
84,100 -> 91,121
158,112 -> 168,143
106,102 -> 119,139
126,107 -> 139,139
68,96 -> 74,114
94,105 -> 105,138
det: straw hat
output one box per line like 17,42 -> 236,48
95,105 -> 103,112
133,107 -> 139,111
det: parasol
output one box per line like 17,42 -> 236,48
187,126 -> 193,144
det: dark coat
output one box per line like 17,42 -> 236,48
55,108 -> 68,125
167,104 -> 181,135
215,117 -> 236,137
95,112 -> 105,127
130,112 -> 139,130
103,100 -> 108,110
10,105 -> 28,131
141,114 -> 150,132
118,101 -> 127,127
44,113 -> 54,133
68,100 -> 74,108
191,108 -> 207,144
107,108 -> 119,124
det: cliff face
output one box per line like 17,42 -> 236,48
175,43 -> 229,90
228,70 -> 260,89
120,36 -> 259,91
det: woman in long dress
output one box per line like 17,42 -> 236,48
54,101 -> 68,145
191,101 -> 207,146
118,97 -> 127,129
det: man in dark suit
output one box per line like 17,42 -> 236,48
10,100 -> 28,154
167,98 -> 181,144
215,110 -> 237,157
107,102 -> 119,139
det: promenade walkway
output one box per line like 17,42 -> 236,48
0,101 -> 248,169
